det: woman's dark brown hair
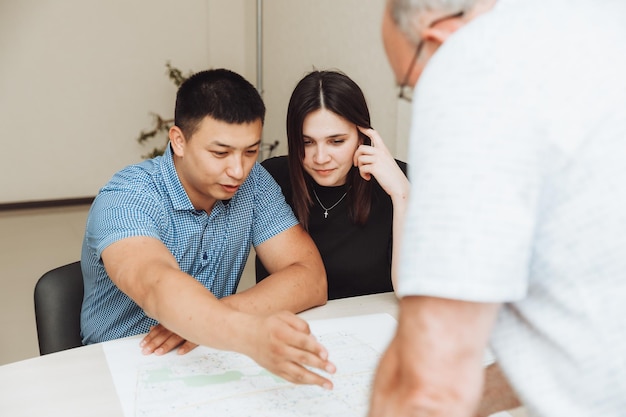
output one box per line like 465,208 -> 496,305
286,70 -> 373,230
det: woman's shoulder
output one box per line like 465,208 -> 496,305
261,155 -> 288,173
260,155 -> 291,189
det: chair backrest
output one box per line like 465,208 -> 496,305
34,261 -> 84,355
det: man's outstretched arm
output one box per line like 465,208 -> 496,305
103,235 -> 334,388
369,295 -> 500,417
140,224 -> 327,355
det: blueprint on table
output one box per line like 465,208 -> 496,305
103,313 -> 397,417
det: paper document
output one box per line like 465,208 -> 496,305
103,313 -> 396,417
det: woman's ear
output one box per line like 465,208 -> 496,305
169,126 -> 186,156
358,130 -> 371,146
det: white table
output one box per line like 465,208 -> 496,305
0,293 -> 399,417
0,293 -> 524,417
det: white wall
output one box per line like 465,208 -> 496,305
0,0 -> 408,365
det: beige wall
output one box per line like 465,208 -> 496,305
0,0 -> 405,365
261,0 -> 402,158
0,0 -> 212,203
0,0 -> 403,205
0,207 -> 90,364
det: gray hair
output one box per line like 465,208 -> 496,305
389,0 -> 478,41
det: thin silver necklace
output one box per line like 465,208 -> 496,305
312,188 -> 347,219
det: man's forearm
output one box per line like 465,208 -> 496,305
401,296 -> 498,413
222,264 -> 327,314
369,296 -> 500,417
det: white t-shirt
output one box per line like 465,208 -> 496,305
398,0 -> 626,415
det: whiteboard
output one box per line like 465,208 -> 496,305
0,0 -> 211,204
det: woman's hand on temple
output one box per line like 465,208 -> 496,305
354,126 -> 409,201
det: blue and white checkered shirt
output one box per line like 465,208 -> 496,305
80,144 -> 298,344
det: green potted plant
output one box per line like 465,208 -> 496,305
136,62 -> 191,159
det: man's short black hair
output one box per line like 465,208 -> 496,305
174,68 -> 266,138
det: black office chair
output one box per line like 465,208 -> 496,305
34,261 -> 84,355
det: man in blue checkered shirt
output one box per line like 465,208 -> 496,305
80,69 -> 336,389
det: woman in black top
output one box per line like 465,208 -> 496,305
257,70 -> 409,299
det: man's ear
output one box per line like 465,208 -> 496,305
421,18 -> 465,46
169,126 -> 186,156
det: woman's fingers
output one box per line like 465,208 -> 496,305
357,126 -> 386,148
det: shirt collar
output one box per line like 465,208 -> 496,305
160,142 -> 195,211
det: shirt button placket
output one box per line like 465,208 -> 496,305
195,210 -> 210,264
